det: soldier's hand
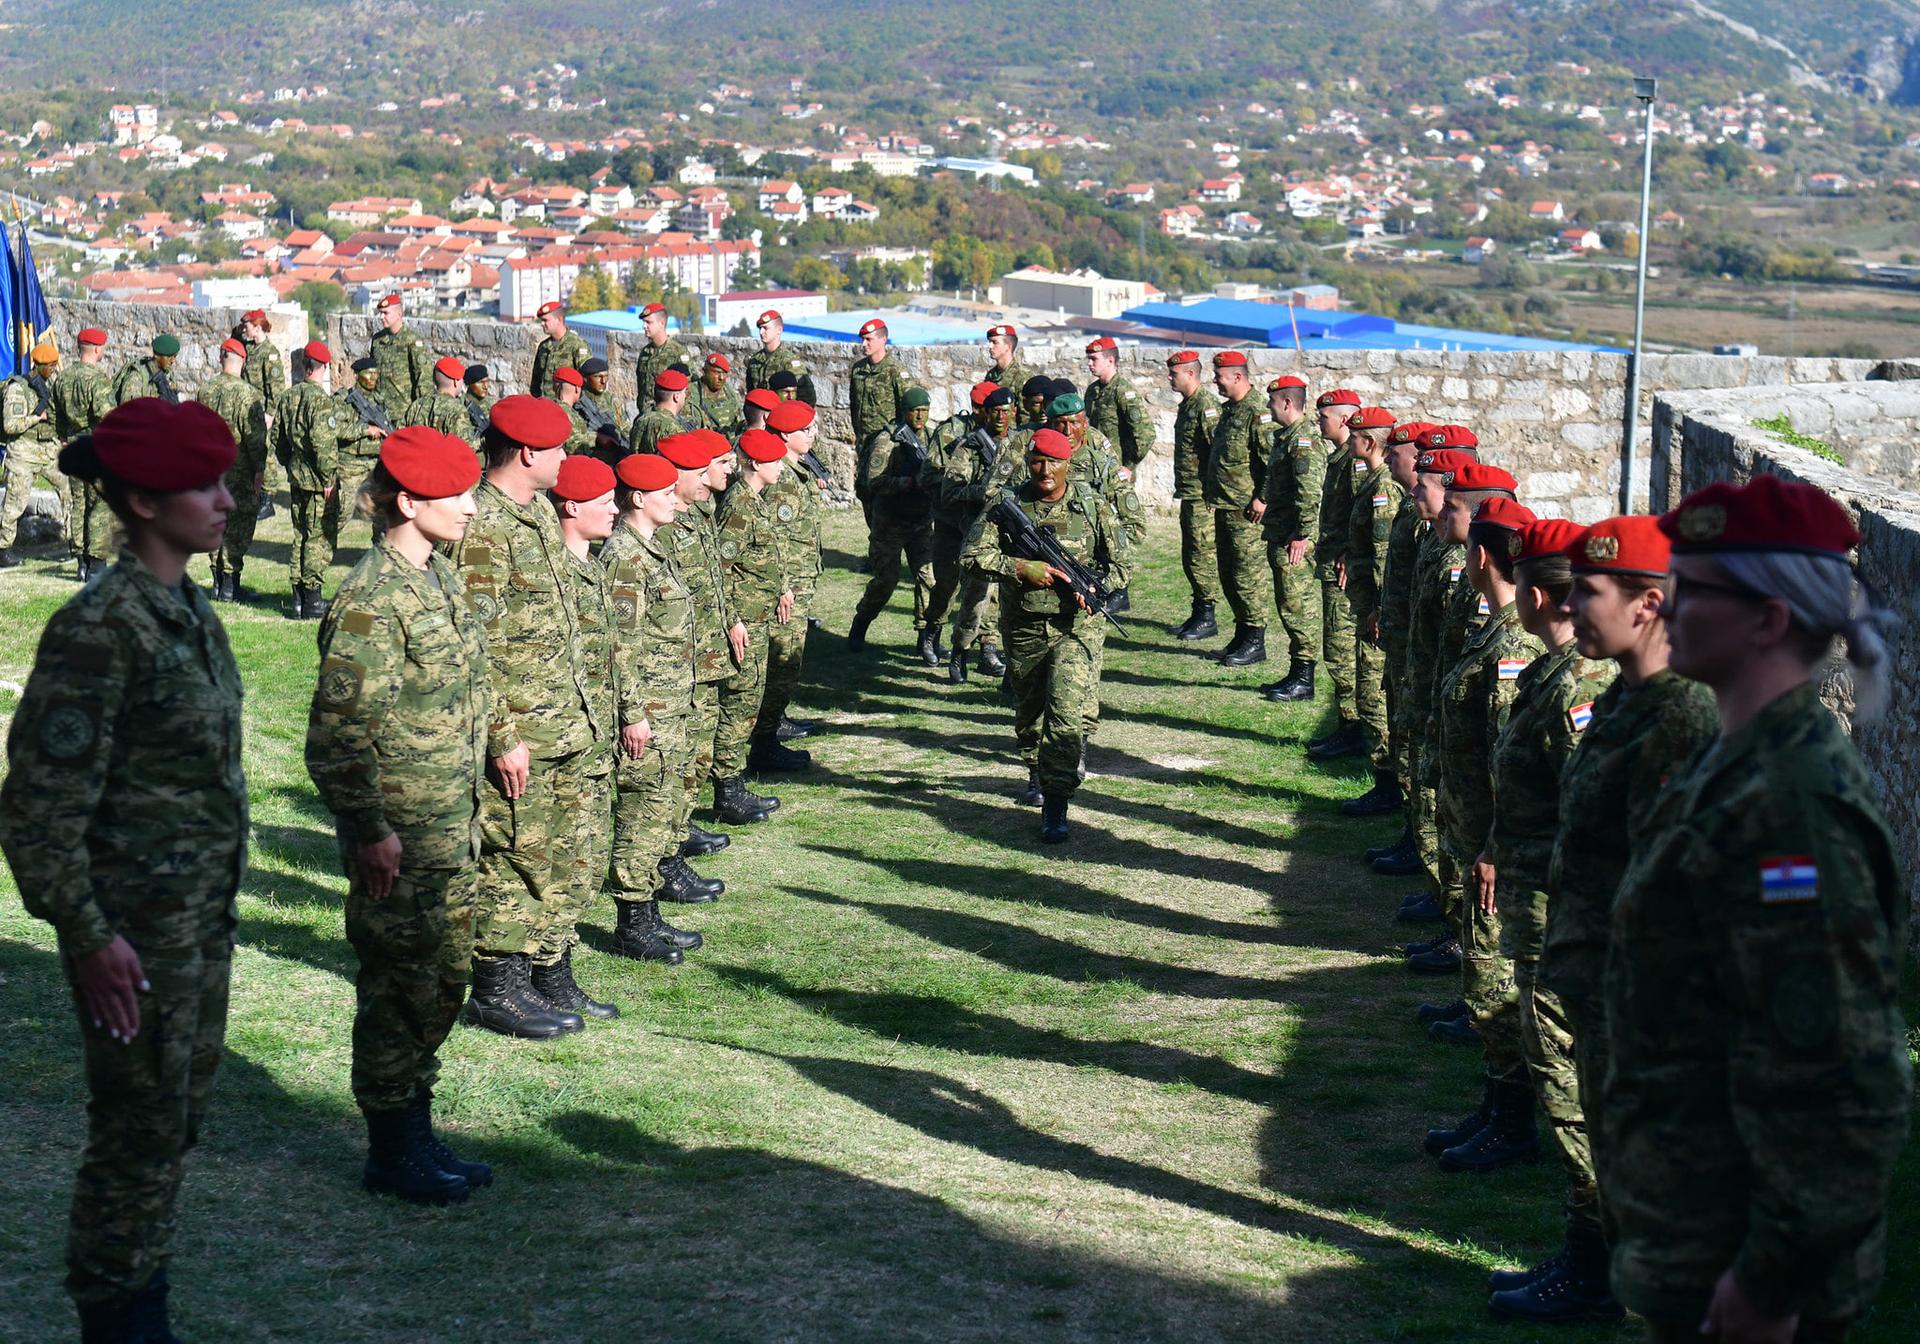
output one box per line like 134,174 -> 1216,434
74,935 -> 149,1045
622,720 -> 652,758
1013,559 -> 1052,587
1245,498 -> 1266,523
358,833 -> 403,902
777,590 -> 794,625
1471,853 -> 1497,915
1366,612 -> 1381,643
490,743 -> 531,800
728,621 -> 748,663
1336,558 -> 1348,589
1702,1268 -> 1798,1344
253,473 -> 264,491
1287,537 -> 1310,566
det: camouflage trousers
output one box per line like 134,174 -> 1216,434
342,849 -> 476,1113
1558,986 -> 1617,1245
1355,625 -> 1391,772
1384,636 -> 1412,789
1442,841 -> 1522,1086
757,589 -> 812,743
536,757 -> 612,965
1409,733 -> 1442,894
0,439 -> 69,549
927,520 -> 999,651
1512,950 -> 1601,1241
1265,538 -> 1321,662
853,509 -> 934,630
64,930 -> 230,1312
474,746 -> 601,960
72,481 -> 117,562
714,619 -> 770,778
335,452 -> 383,543
1319,574 -> 1357,720
1180,499 -> 1216,603
679,679 -> 724,832
609,714 -> 688,900
289,485 -> 341,591
1212,509 -> 1271,629
215,466 -> 260,578
1008,610 -> 1105,799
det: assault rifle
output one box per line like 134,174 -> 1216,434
343,385 -> 394,435
799,450 -> 834,489
989,492 -> 1125,635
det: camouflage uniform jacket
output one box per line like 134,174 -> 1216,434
1603,681 -> 1911,1324
577,391 -> 625,455
242,337 -> 286,412
400,391 -> 479,448
849,351 -> 912,446
562,547 -> 618,758
1435,552 -> 1491,702
685,381 -> 743,437
196,373 -> 269,481
1200,393 -> 1267,510
934,423 -> 1008,529
450,478 -> 598,760
634,337 -> 691,410
1486,643 -> 1615,958
1435,602 -> 1541,857
628,407 -> 687,457
1084,371 -> 1156,468
1260,417 -> 1322,542
714,478 -> 788,623
1171,385 -> 1221,503
768,458 -> 824,596
1313,438 -> 1358,578
368,326 -> 434,421
667,498 -> 739,685
1,374 -> 59,450
530,330 -> 591,401
1379,506 -> 1422,663
112,357 -> 179,405
51,362 -> 115,443
555,401 -> 596,457
961,479 -> 1129,623
1404,530 -> 1461,740
0,551 -> 246,956
1344,461 -> 1403,624
1542,668 -> 1719,1003
463,392 -> 492,444
863,424 -> 933,511
306,543 -> 491,868
984,359 -> 1037,396
744,344 -> 817,404
273,382 -> 347,492
602,522 -> 695,726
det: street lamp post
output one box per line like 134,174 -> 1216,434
1620,76 -> 1657,513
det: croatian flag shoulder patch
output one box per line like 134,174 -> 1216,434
1759,856 -> 1820,905
1496,658 -> 1527,679
1372,493 -> 1390,508
1448,565 -> 1463,583
1477,595 -> 1491,616
1568,701 -> 1595,732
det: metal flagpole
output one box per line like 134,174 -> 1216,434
1620,77 -> 1657,513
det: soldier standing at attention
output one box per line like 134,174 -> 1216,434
849,318 -> 912,525
931,387 -> 1014,683
199,339 -> 270,602
367,293 -> 433,424
754,400 -> 824,769
238,310 -> 285,517
51,328 -> 118,580
600,444 -> 712,956
712,429 -> 794,806
528,300 -> 591,401
448,396 -> 605,1039
1338,407 -> 1404,816
629,366 -> 690,456
112,334 -> 182,406
1600,476 -> 1910,1344
983,323 -> 1035,396
1256,375 -> 1323,699
400,356 -> 481,449
961,428 -> 1128,844
686,352 -> 743,437
744,308 -> 817,405
1366,420 -> 1438,869
305,426 -> 495,1208
462,365 -> 493,444
848,388 -> 937,662
1306,388 -> 1364,759
1201,351 -> 1271,668
0,341 -> 70,568
1082,335 -> 1155,482
548,366 -> 596,455
1165,350 -> 1221,641
0,399 -> 245,1344
274,341 -> 349,620
632,301 -> 689,410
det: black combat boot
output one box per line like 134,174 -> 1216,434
1105,585 -> 1130,615
662,854 -> 724,900
748,736 -> 811,773
1415,998 -> 1467,1026
1306,719 -> 1366,761
228,561 -> 248,603
1397,892 -> 1443,924
257,496 -> 275,520
917,625 -> 943,665
408,1090 -> 494,1188
289,584 -> 305,619
362,1107 -> 470,1206
0,548 -> 19,569
1265,658 -> 1316,702
1404,930 -> 1452,956
611,900 -> 688,964
1176,598 -> 1217,641
460,954 -> 579,1039
1258,661 -> 1298,697
302,582 -> 329,621
1487,1241 -> 1567,1295
775,716 -> 811,741
713,775 -> 777,824
657,857 -> 720,904
119,1268 -> 184,1344
1341,770 -> 1404,818
1439,1080 -> 1540,1172
530,948 -> 619,1020
1219,625 -> 1268,668
1428,1016 -> 1481,1046
1489,1226 -> 1623,1323
1407,937 -> 1463,974
846,611 -> 874,650
210,568 -> 230,602
78,1302 -> 133,1344
682,823 -> 730,857
947,646 -> 969,683
1016,766 -> 1043,807
977,643 -> 1006,676
1373,846 -> 1424,876
1039,794 -> 1070,844
1366,826 -> 1414,864
1424,1084 -> 1494,1157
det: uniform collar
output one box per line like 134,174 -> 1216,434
116,547 -> 209,631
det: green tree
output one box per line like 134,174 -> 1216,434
791,256 -> 848,292
291,280 -> 347,330
570,265 -> 612,313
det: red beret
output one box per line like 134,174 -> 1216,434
1030,428 -> 1073,460
858,318 -> 887,338
242,308 -> 267,324
552,454 -> 615,502
743,388 -> 779,413
656,432 -> 711,470
551,365 -> 583,388
616,452 -> 678,491
704,351 -> 731,373
1268,374 -> 1309,392
756,309 -> 782,326
434,355 -> 466,381
1212,350 -> 1248,367
489,394 -> 572,450
986,324 -> 1016,340
739,428 -> 786,463
1416,449 -> 1472,477
1165,350 -> 1199,366
1351,406 -> 1395,430
640,302 -> 667,318
93,399 -> 236,492
1570,515 -> 1671,576
220,338 -> 247,358
535,300 -> 564,319
376,293 -> 403,310
970,381 -> 999,408
1316,388 -> 1361,409
380,426 -> 480,500
766,400 -> 815,434
1470,496 -> 1535,532
654,368 -> 688,393
1389,420 -> 1437,446
303,340 -> 332,364
77,327 -> 108,346
1659,474 -> 1860,558
691,428 -> 732,460
1449,462 -> 1518,494
1421,424 -> 1479,450
1084,336 -> 1117,354
1511,518 -> 1586,565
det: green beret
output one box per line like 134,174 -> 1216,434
1048,391 -> 1084,417
151,334 -> 180,356
901,388 -> 931,411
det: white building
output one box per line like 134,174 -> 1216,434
997,266 -> 1148,319
701,287 -> 829,331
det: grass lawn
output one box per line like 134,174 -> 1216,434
2,505 -> 1914,1343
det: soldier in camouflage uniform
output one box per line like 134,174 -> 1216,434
1600,477 -> 1910,1344
111,334 -> 182,407
961,428 -> 1128,844
849,388 -> 938,662
368,293 -> 435,423
1338,408 -> 1405,816
930,386 -> 1014,681
633,302 -> 690,410
51,328 -> 119,577
1369,421 -> 1437,864
576,357 -> 628,458
272,341 -> 350,619
1201,352 -> 1271,668
305,425 -> 495,1207
336,357 -> 397,549
529,301 -> 592,401
849,318 -> 913,522
548,366 -> 598,455
239,311 -> 289,507
712,429 -> 794,795
1080,335 -> 1153,607
685,352 -> 744,437
1256,376 -> 1322,698
754,401 -> 825,770
461,365 -> 494,444
983,323 -> 1036,398
745,309 -> 818,405
1166,350 -> 1220,640
1306,389 -> 1363,758
0,342 -> 68,567
448,396 -> 608,1038
629,366 -> 691,456
0,398 -> 245,1344
400,357 -> 481,450
198,340 -> 271,601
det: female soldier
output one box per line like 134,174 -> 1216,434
0,398 -> 246,1344
1604,476 -> 1909,1344
305,425 -> 495,1206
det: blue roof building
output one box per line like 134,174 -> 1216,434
1121,297 -> 1623,355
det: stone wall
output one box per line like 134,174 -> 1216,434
1654,382 -> 1920,930
48,299 -> 309,386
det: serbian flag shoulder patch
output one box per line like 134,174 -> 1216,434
1568,701 -> 1595,732
1759,856 -> 1820,905
1496,658 -> 1527,679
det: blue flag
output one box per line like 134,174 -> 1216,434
0,218 -> 16,380
14,222 -> 51,365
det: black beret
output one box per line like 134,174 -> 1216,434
982,387 -> 1013,409
767,370 -> 800,390
1045,377 -> 1077,400
580,357 -> 609,376
464,364 -> 490,385
666,362 -> 692,380
1020,375 -> 1051,398
351,356 -> 377,373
